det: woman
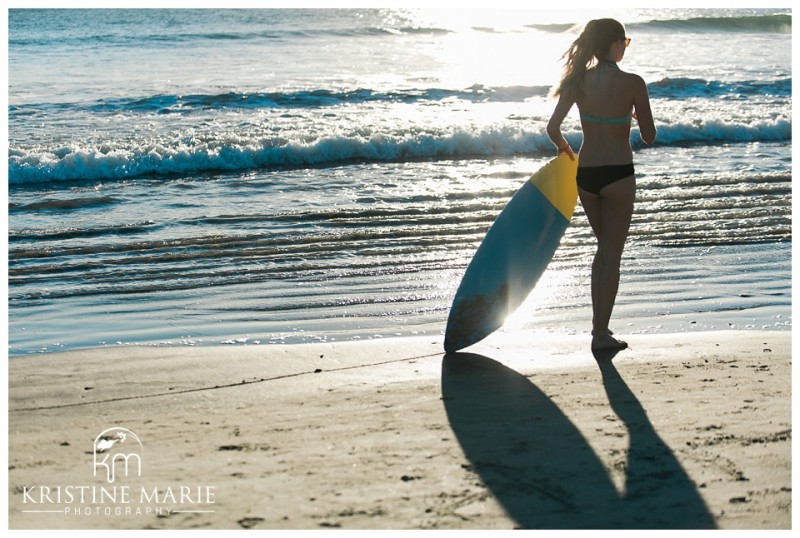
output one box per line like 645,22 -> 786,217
547,18 -> 656,352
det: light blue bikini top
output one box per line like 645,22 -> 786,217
579,61 -> 632,125
580,112 -> 632,124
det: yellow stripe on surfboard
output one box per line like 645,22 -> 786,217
529,153 -> 578,221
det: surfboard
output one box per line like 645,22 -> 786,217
444,153 -> 579,353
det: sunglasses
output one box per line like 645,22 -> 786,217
622,37 -> 631,47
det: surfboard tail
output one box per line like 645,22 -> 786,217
443,216 -> 569,353
444,283 -> 510,353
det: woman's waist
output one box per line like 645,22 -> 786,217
576,146 -> 633,167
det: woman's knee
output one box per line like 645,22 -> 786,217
595,243 -> 625,269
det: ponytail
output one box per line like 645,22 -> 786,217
552,18 -> 626,99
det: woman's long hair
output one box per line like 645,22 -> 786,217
552,18 -> 626,99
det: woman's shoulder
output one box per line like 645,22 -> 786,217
619,69 -> 646,85
616,70 -> 648,93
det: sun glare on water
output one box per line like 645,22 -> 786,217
397,8 -> 592,89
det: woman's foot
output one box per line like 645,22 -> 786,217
591,332 -> 628,352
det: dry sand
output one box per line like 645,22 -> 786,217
7,330 -> 791,530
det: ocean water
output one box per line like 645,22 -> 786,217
7,8 -> 792,355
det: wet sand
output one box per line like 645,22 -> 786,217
7,330 -> 791,529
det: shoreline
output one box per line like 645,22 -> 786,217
8,309 -> 792,359
9,241 -> 792,358
8,330 -> 791,529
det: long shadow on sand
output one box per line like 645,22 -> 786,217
441,351 -> 716,529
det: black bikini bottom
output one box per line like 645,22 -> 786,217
576,163 -> 635,195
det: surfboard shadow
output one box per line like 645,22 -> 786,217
441,352 -> 716,529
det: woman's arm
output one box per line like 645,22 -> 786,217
632,75 -> 656,144
547,93 -> 576,160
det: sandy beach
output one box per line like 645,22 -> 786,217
7,329 -> 791,530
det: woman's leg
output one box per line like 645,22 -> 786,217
578,176 -> 635,350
